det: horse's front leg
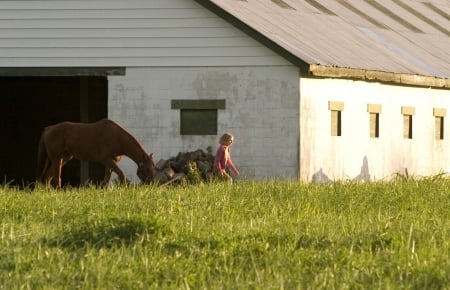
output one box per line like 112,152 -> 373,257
112,165 -> 128,186
104,158 -> 127,187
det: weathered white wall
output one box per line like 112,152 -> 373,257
0,0 -> 299,182
109,66 -> 300,182
300,78 -> 450,182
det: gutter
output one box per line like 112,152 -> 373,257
308,64 -> 450,89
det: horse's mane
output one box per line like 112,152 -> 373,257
105,119 -> 147,153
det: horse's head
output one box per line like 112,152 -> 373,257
137,153 -> 156,184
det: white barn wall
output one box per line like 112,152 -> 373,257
300,78 -> 450,182
0,0 -> 299,181
109,66 -> 300,182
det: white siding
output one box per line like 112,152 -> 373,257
300,78 -> 450,182
0,0 -> 290,67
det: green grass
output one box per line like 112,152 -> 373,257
1,179 -> 449,289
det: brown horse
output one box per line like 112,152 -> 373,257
36,119 -> 155,188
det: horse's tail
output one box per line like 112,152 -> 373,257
36,131 -> 50,184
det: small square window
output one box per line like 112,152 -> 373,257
171,99 -> 225,136
180,109 -> 217,135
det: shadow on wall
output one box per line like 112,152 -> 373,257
312,156 -> 371,183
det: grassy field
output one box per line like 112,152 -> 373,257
0,178 -> 449,289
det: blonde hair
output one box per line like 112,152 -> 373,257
219,133 -> 234,145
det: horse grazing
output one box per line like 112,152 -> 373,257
36,119 -> 156,188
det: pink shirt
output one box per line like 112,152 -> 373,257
214,145 -> 235,173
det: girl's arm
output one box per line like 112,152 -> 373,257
228,158 -> 239,176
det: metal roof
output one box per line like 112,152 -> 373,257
198,0 -> 450,88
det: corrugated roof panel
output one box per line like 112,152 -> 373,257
363,0 -> 424,33
392,0 -> 449,36
302,0 -> 337,15
423,1 -> 450,23
360,28 -> 446,76
206,0 -> 450,84
335,0 -> 390,29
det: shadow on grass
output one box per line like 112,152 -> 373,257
43,217 -> 168,249
296,233 -> 393,253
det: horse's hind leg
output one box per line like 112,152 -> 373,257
42,160 -> 53,187
103,166 -> 113,187
36,157 -> 50,187
49,158 -> 63,188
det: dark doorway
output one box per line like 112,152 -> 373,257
0,76 -> 107,187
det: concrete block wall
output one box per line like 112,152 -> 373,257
108,66 -> 300,182
300,78 -> 450,182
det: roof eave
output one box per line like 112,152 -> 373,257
195,0 -> 310,72
308,64 -> 450,89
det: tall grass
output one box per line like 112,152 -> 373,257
0,179 -> 449,289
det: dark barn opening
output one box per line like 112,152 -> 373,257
0,76 -> 108,187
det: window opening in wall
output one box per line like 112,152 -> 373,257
367,104 -> 381,138
180,109 -> 217,135
401,106 -> 415,139
171,99 -> 225,135
433,108 -> 446,140
435,116 -> 444,140
331,111 -> 342,136
328,101 -> 344,137
403,115 -> 413,139
370,113 -> 380,138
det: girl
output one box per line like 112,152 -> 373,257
214,133 -> 239,183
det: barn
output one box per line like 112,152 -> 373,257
0,0 -> 449,186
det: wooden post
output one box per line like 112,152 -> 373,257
79,77 -> 89,184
